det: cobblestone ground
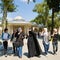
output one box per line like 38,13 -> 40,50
0,38 -> 60,60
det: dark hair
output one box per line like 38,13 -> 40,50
4,28 -> 8,32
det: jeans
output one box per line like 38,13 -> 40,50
44,43 -> 49,54
53,42 -> 58,54
13,43 -> 16,53
3,41 -> 8,54
3,41 -> 8,51
17,47 -> 22,57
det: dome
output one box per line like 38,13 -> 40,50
14,16 -> 25,21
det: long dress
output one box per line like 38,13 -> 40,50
27,31 -> 42,57
27,35 -> 36,57
31,31 -> 42,56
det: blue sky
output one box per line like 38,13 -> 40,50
0,0 -> 43,21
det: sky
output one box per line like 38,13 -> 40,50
0,0 -> 43,21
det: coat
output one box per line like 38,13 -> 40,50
27,31 -> 42,57
27,34 -> 36,57
16,32 -> 25,47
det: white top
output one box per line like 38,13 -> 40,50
43,32 -> 49,45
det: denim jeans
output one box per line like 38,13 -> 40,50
52,42 -> 58,54
44,43 -> 49,54
17,46 -> 22,57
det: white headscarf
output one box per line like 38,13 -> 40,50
18,27 -> 22,32
43,28 -> 49,44
43,28 -> 48,38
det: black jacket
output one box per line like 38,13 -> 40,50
16,32 -> 25,46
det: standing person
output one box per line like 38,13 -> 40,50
16,27 -> 25,58
52,28 -> 59,54
42,28 -> 50,55
10,30 -> 16,54
27,31 -> 36,58
2,28 -> 10,54
27,28 -> 42,58
32,28 -> 42,56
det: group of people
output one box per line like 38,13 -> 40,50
2,27 -> 25,58
1,27 -> 59,58
41,28 -> 59,55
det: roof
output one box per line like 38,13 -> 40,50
0,16 -> 38,26
13,16 -> 25,21
8,20 -> 32,25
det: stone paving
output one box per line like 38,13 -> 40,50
0,38 -> 60,60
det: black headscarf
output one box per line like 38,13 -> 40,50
29,31 -> 42,56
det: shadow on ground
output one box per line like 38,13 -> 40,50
0,46 -> 13,56
41,51 -> 53,56
23,52 -> 28,57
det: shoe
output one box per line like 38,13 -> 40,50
53,52 -> 56,55
19,56 -> 22,58
56,49 -> 58,52
5,54 -> 7,57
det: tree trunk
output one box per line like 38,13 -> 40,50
2,7 -> 7,32
51,8 -> 54,34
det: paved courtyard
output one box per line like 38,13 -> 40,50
0,38 -> 60,60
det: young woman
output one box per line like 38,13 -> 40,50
2,28 -> 10,54
42,28 -> 50,55
16,27 -> 25,58
52,28 -> 59,54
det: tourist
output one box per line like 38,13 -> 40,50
42,28 -> 50,55
10,30 -> 16,54
27,31 -> 36,57
52,28 -> 59,54
15,27 -> 25,58
2,28 -> 10,54
27,28 -> 42,58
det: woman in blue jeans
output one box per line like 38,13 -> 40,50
43,42 -> 49,54
15,27 -> 25,58
42,28 -> 50,55
52,28 -> 59,54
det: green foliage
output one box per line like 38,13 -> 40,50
31,15 -> 44,24
54,17 -> 60,28
7,4 -> 16,12
0,0 -> 16,29
45,0 -> 60,12
0,0 -> 16,12
47,13 -> 60,29
27,0 -> 35,4
32,2 -> 49,26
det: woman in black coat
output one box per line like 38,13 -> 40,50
27,31 -> 42,58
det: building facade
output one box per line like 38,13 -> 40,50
0,16 -> 38,35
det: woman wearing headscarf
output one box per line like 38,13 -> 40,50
27,31 -> 36,57
27,29 -> 42,58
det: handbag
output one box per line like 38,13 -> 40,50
14,41 -> 20,47
13,37 -> 16,42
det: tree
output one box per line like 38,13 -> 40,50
45,0 -> 60,34
0,0 -> 16,31
28,0 -> 60,34
31,15 -> 43,24
32,2 -> 49,26
47,13 -> 60,31
28,0 -> 35,3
